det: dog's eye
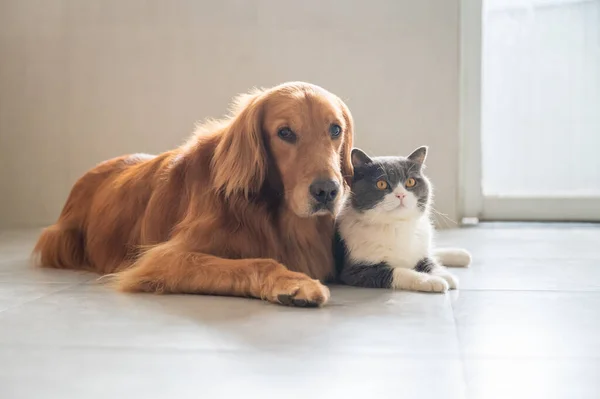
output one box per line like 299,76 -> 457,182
277,127 -> 297,143
329,124 -> 342,138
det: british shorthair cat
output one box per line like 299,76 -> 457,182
335,146 -> 471,292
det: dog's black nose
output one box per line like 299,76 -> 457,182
309,179 -> 340,205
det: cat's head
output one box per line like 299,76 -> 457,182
349,146 -> 431,218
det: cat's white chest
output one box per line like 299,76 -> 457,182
339,210 -> 432,269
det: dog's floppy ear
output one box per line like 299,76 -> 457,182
212,88 -> 267,198
338,98 -> 355,186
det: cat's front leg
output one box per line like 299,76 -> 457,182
339,262 -> 395,289
339,259 -> 457,293
415,257 -> 459,290
340,261 -> 450,293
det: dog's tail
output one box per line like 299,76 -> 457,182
32,224 -> 87,270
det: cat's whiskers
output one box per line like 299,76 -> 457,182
430,207 -> 451,227
429,206 -> 457,227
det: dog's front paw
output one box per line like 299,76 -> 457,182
268,277 -> 330,308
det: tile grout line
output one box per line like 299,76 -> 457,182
0,281 -> 86,315
449,293 -> 474,399
447,295 -> 470,399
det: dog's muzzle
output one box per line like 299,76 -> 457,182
309,179 -> 340,214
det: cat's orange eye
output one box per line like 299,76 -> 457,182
405,178 -> 417,188
376,180 -> 388,190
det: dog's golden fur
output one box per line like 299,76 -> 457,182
33,82 -> 353,307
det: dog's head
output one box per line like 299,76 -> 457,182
212,82 -> 354,217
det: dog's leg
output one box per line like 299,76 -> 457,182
112,240 -> 330,307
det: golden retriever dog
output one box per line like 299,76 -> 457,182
33,82 -> 353,307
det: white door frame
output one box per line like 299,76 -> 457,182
458,0 -> 600,223
459,0 -> 484,221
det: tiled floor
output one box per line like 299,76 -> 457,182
0,224 -> 599,399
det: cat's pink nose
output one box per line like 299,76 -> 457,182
396,193 -> 406,199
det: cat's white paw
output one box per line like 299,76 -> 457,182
437,271 -> 459,290
434,248 -> 472,268
410,275 -> 449,293
429,266 -> 459,290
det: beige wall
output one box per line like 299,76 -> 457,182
0,0 -> 459,228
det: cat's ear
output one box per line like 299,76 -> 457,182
407,146 -> 428,165
351,148 -> 373,167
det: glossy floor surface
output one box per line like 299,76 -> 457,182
1,224 -> 599,399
